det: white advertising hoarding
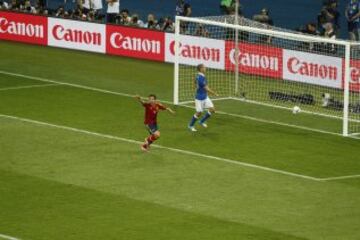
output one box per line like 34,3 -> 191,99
165,33 -> 225,70
283,50 -> 343,89
48,18 -> 106,53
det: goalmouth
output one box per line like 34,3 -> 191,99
173,15 -> 360,137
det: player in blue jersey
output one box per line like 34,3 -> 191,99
188,64 -> 218,132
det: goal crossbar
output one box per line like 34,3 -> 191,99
175,16 -> 350,45
174,15 -> 359,137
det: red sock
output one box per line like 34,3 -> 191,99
147,134 -> 157,145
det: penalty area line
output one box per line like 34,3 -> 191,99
0,113 -> 321,182
0,233 -> 21,240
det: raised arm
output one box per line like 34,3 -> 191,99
134,95 -> 145,105
159,103 -> 175,115
166,107 -> 176,115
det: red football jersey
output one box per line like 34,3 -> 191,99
143,102 -> 167,125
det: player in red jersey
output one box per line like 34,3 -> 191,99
135,94 -> 175,151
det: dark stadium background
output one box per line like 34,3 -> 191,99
45,0 -> 349,39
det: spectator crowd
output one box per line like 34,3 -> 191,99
0,0 -> 193,32
295,0 -> 360,42
0,0 -> 360,41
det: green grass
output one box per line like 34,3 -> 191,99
0,41 -> 360,240
179,63 -> 360,134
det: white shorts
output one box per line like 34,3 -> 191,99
195,97 -> 214,112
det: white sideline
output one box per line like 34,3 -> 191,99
1,70 -> 359,140
0,113 -> 321,182
0,83 -> 60,91
0,233 -> 21,240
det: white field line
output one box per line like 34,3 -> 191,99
0,233 -> 21,240
0,71 -> 359,181
1,70 -> 359,140
0,70 -> 134,98
0,83 -> 60,91
178,97 -> 231,105
182,104 -> 348,138
0,113 -> 322,182
320,174 -> 360,181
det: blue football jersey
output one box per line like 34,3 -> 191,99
195,73 -> 207,100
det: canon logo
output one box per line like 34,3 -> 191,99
170,41 -> 220,62
350,67 -> 360,84
110,32 -> 161,54
229,49 -> 279,71
52,25 -> 101,45
287,57 -> 338,80
0,17 -> 44,38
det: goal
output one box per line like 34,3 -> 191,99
173,15 -> 360,137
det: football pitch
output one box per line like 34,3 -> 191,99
1,41 -> 360,240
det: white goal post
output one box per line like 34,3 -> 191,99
173,15 -> 360,137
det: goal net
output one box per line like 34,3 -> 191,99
173,15 -> 360,137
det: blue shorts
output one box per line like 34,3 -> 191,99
145,124 -> 159,134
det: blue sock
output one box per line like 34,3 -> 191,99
189,115 -> 198,127
200,111 -> 211,124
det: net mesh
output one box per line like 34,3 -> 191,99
349,44 -> 360,135
175,15 -> 360,136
